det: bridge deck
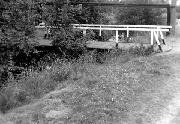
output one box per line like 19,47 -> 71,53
36,39 -> 150,49
86,40 -> 150,49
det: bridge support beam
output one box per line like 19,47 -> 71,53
115,30 -> 119,48
151,31 -> 154,45
167,1 -> 176,36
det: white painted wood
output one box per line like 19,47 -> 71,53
36,24 -> 172,30
151,31 -> 154,45
116,30 -> 119,43
99,26 -> 102,36
154,31 -> 161,45
73,24 -> 172,29
74,24 -> 172,49
75,27 -> 170,32
157,27 -> 160,40
83,29 -> 86,36
127,27 -> 129,38
160,30 -> 164,40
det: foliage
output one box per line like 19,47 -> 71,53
0,0 -> 42,88
41,0 -> 111,50
51,28 -> 87,56
41,1 -> 97,58
0,0 -> 38,54
116,7 -> 164,25
114,0 -> 166,39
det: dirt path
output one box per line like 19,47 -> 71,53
155,61 -> 180,124
155,25 -> 180,124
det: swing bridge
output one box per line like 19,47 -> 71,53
36,24 -> 172,51
35,1 -> 176,52
73,24 -> 172,51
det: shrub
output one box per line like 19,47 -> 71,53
52,28 -> 91,59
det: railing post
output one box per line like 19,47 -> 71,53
127,26 -> 129,42
154,30 -> 162,52
115,30 -> 119,48
151,30 -> 154,46
83,29 -> 86,36
99,25 -> 102,36
159,30 -> 165,45
156,27 -> 159,40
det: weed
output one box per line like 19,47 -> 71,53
128,44 -> 154,56
0,47 -> 172,124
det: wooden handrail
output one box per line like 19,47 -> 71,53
35,24 -> 172,29
74,27 -> 170,32
73,24 -> 172,29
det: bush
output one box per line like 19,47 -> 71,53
52,27 -> 91,59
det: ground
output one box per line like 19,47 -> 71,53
0,26 -> 180,124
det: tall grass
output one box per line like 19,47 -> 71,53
0,46 -> 171,124
0,46 -> 155,113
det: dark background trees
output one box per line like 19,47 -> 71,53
115,0 -> 166,25
0,0 -> 41,86
0,0 -> 38,58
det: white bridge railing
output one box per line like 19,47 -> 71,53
73,24 -> 172,51
35,24 -> 172,51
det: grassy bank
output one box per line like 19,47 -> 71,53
0,48 -> 174,124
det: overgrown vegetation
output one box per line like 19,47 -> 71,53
0,46 -> 155,114
0,50 -> 174,124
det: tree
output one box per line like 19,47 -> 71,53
0,0 -> 40,81
0,0 -> 38,52
38,0 -> 93,59
115,0 -> 165,25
